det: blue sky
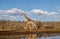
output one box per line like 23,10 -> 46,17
0,0 -> 60,21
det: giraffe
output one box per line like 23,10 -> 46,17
21,13 -> 37,39
21,13 -> 37,31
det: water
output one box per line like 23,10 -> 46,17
0,35 -> 60,39
36,36 -> 60,39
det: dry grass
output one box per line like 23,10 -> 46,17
0,20 -> 60,31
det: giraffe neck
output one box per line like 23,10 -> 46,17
22,13 -> 32,21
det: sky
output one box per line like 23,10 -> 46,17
0,0 -> 60,21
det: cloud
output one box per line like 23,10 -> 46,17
1,15 -> 19,19
52,15 -> 60,18
0,8 -> 60,21
0,8 -> 31,21
31,9 -> 55,16
58,9 -> 60,11
0,8 -> 56,16
0,8 -> 25,14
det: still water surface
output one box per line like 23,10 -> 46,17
0,35 -> 60,39
37,36 -> 60,39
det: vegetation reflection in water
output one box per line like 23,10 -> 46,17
0,35 -> 60,39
